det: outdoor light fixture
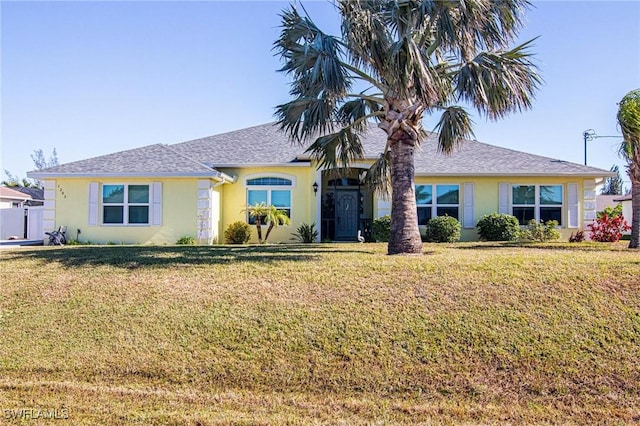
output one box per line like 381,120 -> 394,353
582,129 -> 621,165
312,182 -> 319,195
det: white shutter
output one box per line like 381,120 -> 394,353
463,183 -> 475,228
88,182 -> 98,225
498,182 -> 510,214
152,182 -> 162,226
567,183 -> 579,228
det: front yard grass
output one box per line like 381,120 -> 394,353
1,242 -> 639,424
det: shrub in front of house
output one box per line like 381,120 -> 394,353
176,236 -> 198,245
569,230 -> 585,243
588,205 -> 630,242
520,219 -> 560,242
291,223 -> 318,243
424,215 -> 461,243
224,221 -> 252,244
476,213 -> 520,241
372,215 -> 391,242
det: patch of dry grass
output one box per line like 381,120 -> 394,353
1,242 -> 639,424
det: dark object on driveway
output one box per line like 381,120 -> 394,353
45,226 -> 67,246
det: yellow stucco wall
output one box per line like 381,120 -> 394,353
217,167 -> 316,244
48,171 -> 598,245
52,178 -> 201,245
414,176 -> 588,241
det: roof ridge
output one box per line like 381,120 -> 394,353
159,143 -> 219,172
33,143 -> 167,173
460,138 -> 610,173
171,122 -> 278,147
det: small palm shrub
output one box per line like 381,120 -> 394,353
423,215 -> 461,243
291,223 -> 318,243
224,221 -> 251,244
176,236 -> 198,245
372,215 -> 391,242
520,219 -> 560,242
476,213 -> 520,241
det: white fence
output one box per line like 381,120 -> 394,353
0,207 -> 44,240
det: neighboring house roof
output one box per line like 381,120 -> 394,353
28,143 -> 235,181
29,122 -> 613,178
13,186 -> 44,200
597,195 -> 623,212
614,195 -> 632,202
0,186 -> 32,201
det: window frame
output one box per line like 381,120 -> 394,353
244,174 -> 295,224
511,184 -> 564,226
101,183 -> 151,226
415,183 -> 460,225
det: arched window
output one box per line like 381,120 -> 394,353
245,175 -> 293,223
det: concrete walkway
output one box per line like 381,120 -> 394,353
0,239 -> 44,248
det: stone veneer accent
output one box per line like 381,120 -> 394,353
197,180 -> 213,244
42,180 -> 56,241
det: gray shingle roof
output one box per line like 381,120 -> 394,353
13,187 -> 44,200
29,143 -> 229,179
30,122 -> 613,178
171,122 -> 611,176
170,123 -> 309,166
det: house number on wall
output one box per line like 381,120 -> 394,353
57,185 -> 67,199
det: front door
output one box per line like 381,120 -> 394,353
335,190 -> 358,240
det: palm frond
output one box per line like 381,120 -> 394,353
455,39 -> 542,120
275,96 -> 336,143
617,89 -> 640,181
363,150 -> 392,198
339,1 -> 392,79
431,0 -> 530,54
433,106 -> 475,154
305,127 -> 365,171
275,6 -> 351,99
337,97 -> 381,131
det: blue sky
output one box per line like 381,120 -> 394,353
2,1 -> 639,188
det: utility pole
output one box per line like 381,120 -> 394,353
582,129 -> 621,165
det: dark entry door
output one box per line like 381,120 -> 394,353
335,190 -> 358,240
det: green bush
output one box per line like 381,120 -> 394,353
520,219 -> 560,242
476,213 -> 520,241
224,221 -> 251,244
423,215 -> 461,243
291,223 -> 318,243
372,215 -> 391,242
176,236 -> 198,245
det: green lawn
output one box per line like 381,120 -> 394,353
1,242 -> 639,424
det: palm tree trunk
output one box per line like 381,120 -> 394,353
629,182 -> 639,248
264,223 -> 275,243
256,218 -> 263,243
388,138 -> 423,255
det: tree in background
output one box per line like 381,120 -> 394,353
1,170 -> 37,188
600,164 -> 623,195
2,148 -> 59,189
274,0 -> 540,254
617,88 -> 640,248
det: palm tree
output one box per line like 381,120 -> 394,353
274,0 -> 540,254
263,205 -> 292,243
245,202 -> 270,243
617,89 -> 640,249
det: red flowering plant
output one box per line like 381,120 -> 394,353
588,205 -> 631,242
